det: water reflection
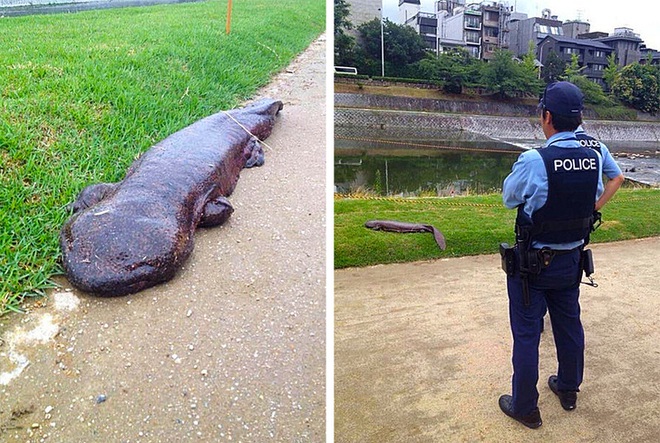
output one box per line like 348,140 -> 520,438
334,129 -> 521,196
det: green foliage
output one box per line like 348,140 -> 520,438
482,50 -> 541,98
335,31 -> 358,67
334,0 -> 357,67
334,0 -> 352,31
521,42 -> 540,80
335,189 -> 660,268
591,104 -> 637,120
541,50 -> 566,83
571,76 -> 614,106
611,62 -> 660,115
603,53 -> 619,91
373,169 -> 383,195
355,18 -> 427,77
0,0 -> 325,314
563,53 -> 585,79
561,54 -> 613,106
412,49 -> 481,93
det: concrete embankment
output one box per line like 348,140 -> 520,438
335,92 -> 660,186
335,93 -> 660,147
0,0 -> 201,16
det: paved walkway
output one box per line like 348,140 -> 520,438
335,237 -> 660,442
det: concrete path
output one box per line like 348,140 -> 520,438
0,35 -> 326,443
335,237 -> 660,442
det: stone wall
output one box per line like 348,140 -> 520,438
0,0 -> 198,15
335,92 -> 599,119
336,93 -> 660,145
1,0 -> 95,6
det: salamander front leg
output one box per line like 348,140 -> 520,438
244,137 -> 265,168
198,196 -> 234,228
68,183 -> 118,213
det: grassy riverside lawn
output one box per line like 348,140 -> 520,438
334,188 -> 660,269
0,0 -> 325,314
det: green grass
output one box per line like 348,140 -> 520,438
334,188 -> 660,269
0,0 -> 325,314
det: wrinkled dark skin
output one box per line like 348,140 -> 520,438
60,99 -> 283,296
364,220 -> 447,250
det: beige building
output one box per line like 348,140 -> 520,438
346,0 -> 382,28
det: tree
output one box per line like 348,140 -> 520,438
334,0 -> 357,67
482,50 -> 539,98
519,42 -> 544,95
413,48 -> 480,93
602,53 -> 618,91
334,0 -> 351,31
611,62 -> 660,114
562,53 -> 585,80
356,18 -> 427,77
541,50 -> 565,84
561,54 -> 612,106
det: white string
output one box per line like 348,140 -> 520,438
222,110 -> 274,152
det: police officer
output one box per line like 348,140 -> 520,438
575,124 -> 625,210
498,81 -> 620,429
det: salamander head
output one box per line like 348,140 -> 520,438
60,204 -> 192,296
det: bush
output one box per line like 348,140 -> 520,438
591,105 -> 638,121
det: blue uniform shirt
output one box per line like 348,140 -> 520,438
503,131 -> 605,249
575,125 -> 623,179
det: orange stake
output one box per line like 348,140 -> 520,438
226,0 -> 233,35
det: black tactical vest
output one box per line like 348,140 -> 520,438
575,132 -> 602,155
516,143 -> 600,244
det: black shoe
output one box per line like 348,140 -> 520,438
548,375 -> 577,411
498,394 -> 542,429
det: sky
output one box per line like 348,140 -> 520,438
381,0 -> 660,50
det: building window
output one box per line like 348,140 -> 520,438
484,27 -> 499,37
592,64 -> 604,71
465,30 -> 481,43
467,46 -> 480,58
594,50 -> 605,58
465,16 -> 480,29
484,11 -> 498,21
564,47 -> 579,55
420,24 -> 436,35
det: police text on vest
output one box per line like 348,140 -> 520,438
579,139 -> 600,148
553,158 -> 597,172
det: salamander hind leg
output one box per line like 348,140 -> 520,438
244,137 -> 265,168
198,196 -> 234,228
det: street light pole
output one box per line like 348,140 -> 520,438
380,6 -> 385,77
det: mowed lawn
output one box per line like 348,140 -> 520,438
334,188 -> 660,269
0,0 -> 325,313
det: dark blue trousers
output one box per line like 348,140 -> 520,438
506,248 -> 584,415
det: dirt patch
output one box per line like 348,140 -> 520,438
335,237 -> 660,442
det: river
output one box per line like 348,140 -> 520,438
334,127 -> 660,196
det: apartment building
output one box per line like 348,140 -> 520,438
596,27 -> 643,67
537,35 -> 613,85
481,3 -> 511,60
399,0 -> 510,59
508,9 -> 563,56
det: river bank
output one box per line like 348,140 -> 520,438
335,90 -> 660,187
